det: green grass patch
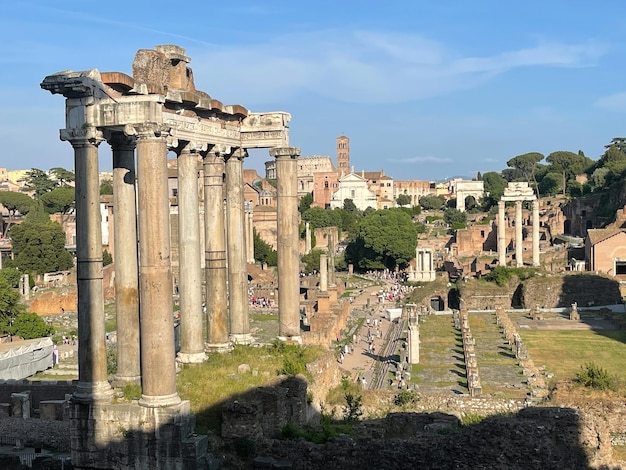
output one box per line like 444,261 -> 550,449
177,343 -> 324,433
250,313 -> 277,322
519,329 -> 626,381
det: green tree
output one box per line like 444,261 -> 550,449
396,194 -> 411,207
419,195 -> 445,211
5,312 -> 54,339
49,167 -> 75,187
23,168 -> 56,197
481,172 -> 506,202
103,249 -> 113,266
9,221 -> 74,275
25,199 -> 51,224
39,186 -> 75,215
343,199 -> 358,214
100,179 -> 113,195
298,193 -> 313,214
0,268 -> 22,288
545,151 -> 593,196
302,206 -> 343,230
301,248 -> 324,273
505,152 -> 543,196
0,276 -> 24,318
538,172 -> 562,196
443,208 -> 467,230
345,208 -> 417,271
0,191 -> 33,236
253,229 -> 277,266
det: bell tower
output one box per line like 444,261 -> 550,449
336,135 -> 350,175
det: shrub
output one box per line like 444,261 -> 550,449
575,362 -> 614,390
342,392 -> 363,422
394,389 -> 419,407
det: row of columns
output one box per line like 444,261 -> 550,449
66,124 -> 301,407
497,199 -> 540,268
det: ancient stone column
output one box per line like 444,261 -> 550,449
305,222 -> 311,255
203,147 -> 229,350
109,132 -> 140,386
270,147 -> 302,342
176,143 -> 207,364
497,200 -> 506,266
328,233 -> 336,287
319,253 -> 328,292
62,128 -> 113,403
133,124 -> 180,407
225,149 -> 252,344
245,203 -> 255,264
532,199 -> 540,267
406,304 -> 419,364
515,200 -> 523,267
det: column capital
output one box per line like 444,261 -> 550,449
206,144 -> 231,158
60,126 -> 104,147
124,123 -> 171,140
224,148 -> 248,162
106,131 -> 137,152
270,147 -> 300,159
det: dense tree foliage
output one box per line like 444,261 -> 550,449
345,208 -> 417,271
302,206 -> 343,230
396,194 -> 411,206
4,312 -> 54,339
545,151 -> 593,196
0,268 -> 22,288
419,194 -> 445,211
253,229 -> 277,266
100,179 -> 113,195
49,167 -> 75,186
23,169 -> 57,197
298,193 -> 313,214
301,248 -> 324,273
39,186 -> 75,215
0,276 -> 24,318
0,191 -> 33,236
504,152 -> 544,185
8,221 -> 74,275
443,208 -> 467,230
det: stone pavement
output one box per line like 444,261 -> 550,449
337,282 -> 401,389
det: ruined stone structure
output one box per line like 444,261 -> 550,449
407,247 -> 436,282
42,44 -> 301,469
405,304 -> 420,364
498,182 -> 540,267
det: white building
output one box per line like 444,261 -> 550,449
330,172 -> 377,211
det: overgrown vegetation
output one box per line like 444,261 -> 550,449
482,266 -> 537,287
575,362 -> 616,391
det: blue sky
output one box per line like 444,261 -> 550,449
2,1 -> 626,182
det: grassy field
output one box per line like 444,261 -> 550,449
177,343 -> 324,433
518,329 -> 626,381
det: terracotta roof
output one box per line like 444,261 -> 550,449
587,227 -> 623,246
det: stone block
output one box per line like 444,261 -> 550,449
11,392 -> 30,419
40,399 -> 66,421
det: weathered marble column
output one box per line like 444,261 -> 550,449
62,128 -> 113,403
305,222 -> 311,254
109,132 -> 140,387
245,203 -> 255,264
270,147 -> 302,342
532,199 -> 540,267
132,124 -> 180,407
515,200 -> 523,267
406,304 -> 419,364
497,200 -> 506,266
176,143 -> 207,364
225,149 -> 252,344
203,147 -> 229,350
319,253 -> 328,292
328,233 -> 336,287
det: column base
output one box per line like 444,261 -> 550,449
139,392 -> 182,408
111,374 -> 141,389
205,342 -> 232,353
277,335 -> 302,345
229,333 -> 254,345
176,351 -> 207,364
73,380 -> 114,404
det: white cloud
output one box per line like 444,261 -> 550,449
187,30 -> 607,106
593,92 -> 626,112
